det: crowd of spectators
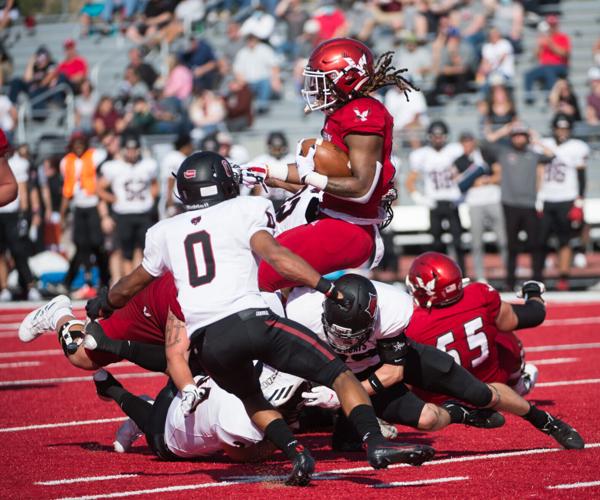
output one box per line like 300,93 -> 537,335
0,0 -> 599,299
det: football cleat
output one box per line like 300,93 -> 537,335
540,414 -> 585,450
114,418 -> 143,453
442,401 -> 505,428
514,363 -> 539,396
19,295 -> 72,343
367,441 -> 435,468
285,447 -> 315,486
93,369 -> 123,402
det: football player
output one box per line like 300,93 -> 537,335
0,130 -> 17,207
537,114 -> 589,291
98,134 -> 159,277
405,252 -> 584,449
85,151 -> 434,486
405,120 -> 466,272
241,38 -> 414,292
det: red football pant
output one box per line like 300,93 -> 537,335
258,217 -> 375,292
496,331 -> 525,386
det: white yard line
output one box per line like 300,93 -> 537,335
0,361 -> 41,368
542,317 -> 600,327
36,475 -> 139,486
537,378 -> 600,388
0,417 -> 127,433
0,349 -> 62,359
527,342 -> 600,352
373,476 -> 470,489
547,480 -> 600,490
0,371 -> 163,387
528,357 -> 578,365
56,444 -> 600,499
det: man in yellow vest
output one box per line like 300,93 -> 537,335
59,132 -> 111,296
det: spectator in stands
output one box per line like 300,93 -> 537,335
385,84 -> 429,150
488,0 -> 524,54
161,133 -> 192,217
483,122 -> 546,290
523,15 -> 571,105
126,0 -> 176,46
0,43 -> 13,88
0,92 -> 16,141
274,0 -> 309,59
224,77 -> 253,132
585,67 -> 600,126
59,132 -> 111,296
549,77 -> 581,123
233,33 -> 281,114
8,46 -> 55,110
480,81 -> 517,140
74,79 -> 98,134
117,64 -> 149,107
180,37 -> 219,92
240,4 -> 276,41
392,31 -> 431,89
102,0 -> 147,26
39,155 -> 63,252
476,27 -> 515,86
312,0 -> 348,45
449,0 -> 489,58
48,39 -> 88,95
358,0 -> 405,45
593,36 -> 600,68
214,131 -> 249,165
414,0 -> 453,42
454,132 -> 507,283
188,89 -> 226,140
127,47 -> 158,90
121,96 -> 159,135
0,0 -> 18,32
93,96 -> 125,137
161,0 -> 207,45
162,54 -> 193,102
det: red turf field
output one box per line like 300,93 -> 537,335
1,301 -> 599,499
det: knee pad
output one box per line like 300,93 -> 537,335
58,319 -> 86,356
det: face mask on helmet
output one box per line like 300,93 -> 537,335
322,312 -> 372,352
302,68 -> 340,112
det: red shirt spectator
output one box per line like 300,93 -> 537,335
313,5 -> 347,44
538,16 -> 570,66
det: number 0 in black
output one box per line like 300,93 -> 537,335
184,231 -> 216,287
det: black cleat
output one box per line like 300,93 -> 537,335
367,441 -> 435,469
540,415 -> 585,450
285,448 -> 315,486
93,369 -> 123,401
442,401 -> 505,429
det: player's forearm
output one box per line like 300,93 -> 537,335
167,353 -> 194,390
266,246 -> 321,289
108,266 -> 154,308
324,175 -> 372,199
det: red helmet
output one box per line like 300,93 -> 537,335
302,38 -> 374,112
406,252 -> 464,309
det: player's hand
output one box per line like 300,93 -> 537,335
238,163 -> 269,190
85,287 -> 115,320
518,281 -> 546,302
410,191 -> 436,209
295,139 -> 316,182
180,384 -> 208,416
0,129 -> 10,157
535,196 -> 544,217
301,386 -> 341,410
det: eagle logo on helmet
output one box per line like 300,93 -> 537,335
366,292 -> 377,319
415,276 -> 437,296
341,54 -> 368,79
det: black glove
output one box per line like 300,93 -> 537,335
315,277 -> 354,309
86,287 -> 115,320
519,281 -> 546,302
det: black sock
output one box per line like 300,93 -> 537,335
522,404 -> 550,429
347,404 -> 384,447
119,393 -> 153,434
264,418 -> 303,460
117,341 -> 167,372
106,384 -> 128,404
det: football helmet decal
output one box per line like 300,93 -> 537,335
406,252 -> 465,308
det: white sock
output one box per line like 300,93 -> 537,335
51,307 -> 74,331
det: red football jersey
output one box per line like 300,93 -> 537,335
406,282 -> 503,383
320,96 -> 395,220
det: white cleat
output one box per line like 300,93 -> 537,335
18,295 -> 72,343
377,417 -> 399,440
514,363 -> 539,396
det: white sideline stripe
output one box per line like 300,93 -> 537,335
0,349 -> 62,358
527,342 -> 600,353
0,361 -> 41,368
57,444 -> 600,499
0,323 -> 21,329
548,480 -> 600,490
0,416 -> 126,433
0,371 -> 163,387
528,357 -> 578,365
542,317 -> 600,327
373,476 -> 469,489
36,474 -> 138,486
537,378 -> 600,388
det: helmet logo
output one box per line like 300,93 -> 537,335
415,276 -> 437,296
353,108 -> 369,122
342,53 -> 368,77
184,169 -> 196,179
222,159 -> 233,177
366,293 -> 377,318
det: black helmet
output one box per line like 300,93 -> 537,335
428,120 -> 449,136
552,113 -> 573,130
175,151 -> 239,209
267,131 -> 289,159
322,274 -> 378,352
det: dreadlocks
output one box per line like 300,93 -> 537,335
361,51 -> 417,100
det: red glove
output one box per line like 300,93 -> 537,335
567,201 -> 584,228
0,130 -> 10,157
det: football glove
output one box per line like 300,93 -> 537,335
301,386 -> 340,410
518,280 -> 546,302
86,287 -> 115,320
295,138 -> 317,182
238,163 -> 269,190
180,383 -> 208,416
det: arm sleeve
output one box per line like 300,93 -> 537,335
141,225 -> 167,277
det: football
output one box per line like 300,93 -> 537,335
300,138 -> 351,178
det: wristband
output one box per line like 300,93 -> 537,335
315,277 -> 336,297
268,162 -> 288,182
303,171 -> 328,190
368,373 -> 385,394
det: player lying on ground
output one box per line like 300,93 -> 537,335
84,151 -> 434,486
93,363 -> 307,462
405,252 -> 584,449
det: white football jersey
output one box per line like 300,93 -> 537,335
275,186 -> 322,236
101,158 -> 158,214
538,138 -> 589,202
286,281 -> 413,373
142,196 -> 276,334
409,143 -> 463,202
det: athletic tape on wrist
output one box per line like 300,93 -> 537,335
303,171 -> 328,190
268,162 -> 289,182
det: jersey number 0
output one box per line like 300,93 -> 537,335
184,231 -> 216,287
